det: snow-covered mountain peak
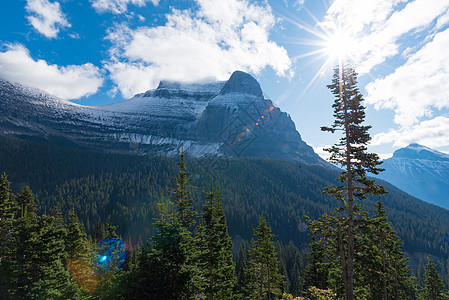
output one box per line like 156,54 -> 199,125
155,80 -> 225,94
220,71 -> 262,96
377,144 -> 449,209
0,72 -> 328,166
393,143 -> 449,161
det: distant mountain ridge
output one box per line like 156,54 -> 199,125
376,143 -> 449,209
0,71 -> 327,166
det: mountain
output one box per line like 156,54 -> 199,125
376,143 -> 449,209
1,134 -> 449,264
0,71 -> 326,166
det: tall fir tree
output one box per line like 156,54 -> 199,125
196,175 -> 236,299
301,233 -> 329,294
65,208 -> 96,297
129,200 -> 192,300
32,212 -> 71,299
246,216 -> 284,300
0,173 -> 17,297
236,240 -> 250,291
419,257 -> 449,300
319,64 -> 386,300
368,200 -> 416,299
171,151 -> 196,230
13,186 -> 39,299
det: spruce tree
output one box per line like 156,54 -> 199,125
171,151 -> 196,230
13,186 -> 39,299
236,240 -> 250,289
196,176 -> 236,299
302,234 -> 329,293
65,209 -> 96,297
246,216 -> 284,300
0,173 -> 17,296
368,200 -> 416,299
32,212 -> 71,298
419,257 -> 449,300
320,64 -> 386,300
134,208 -> 191,299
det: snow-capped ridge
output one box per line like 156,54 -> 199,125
393,143 -> 449,161
0,71 -> 328,166
220,71 -> 262,96
377,143 -> 449,209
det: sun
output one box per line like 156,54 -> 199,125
323,29 -> 358,62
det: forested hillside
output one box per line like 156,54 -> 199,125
2,135 -> 449,263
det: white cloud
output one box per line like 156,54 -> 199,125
313,145 -> 333,160
105,0 -> 292,98
320,0 -> 449,74
366,28 -> 449,126
91,0 -> 158,14
25,0 -> 70,38
371,116 -> 449,148
0,44 -> 103,99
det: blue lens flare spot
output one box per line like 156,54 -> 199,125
95,238 -> 126,272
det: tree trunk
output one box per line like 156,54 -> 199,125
341,63 -> 354,300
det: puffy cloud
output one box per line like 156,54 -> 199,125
0,44 -> 103,99
313,145 -> 332,160
105,0 -> 292,98
366,29 -> 449,126
91,0 -> 158,14
320,0 -> 449,74
25,0 -> 70,38
371,116 -> 449,148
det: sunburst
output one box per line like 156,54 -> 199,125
275,7 -> 362,99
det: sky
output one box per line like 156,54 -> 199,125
1,0 -> 449,159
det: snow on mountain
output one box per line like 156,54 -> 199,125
0,71 -> 327,166
376,144 -> 449,209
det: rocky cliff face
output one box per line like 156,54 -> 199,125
376,144 -> 449,209
0,71 -> 327,166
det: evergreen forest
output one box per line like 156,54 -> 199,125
2,65 -> 449,299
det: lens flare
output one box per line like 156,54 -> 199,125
67,260 -> 98,294
95,238 -> 127,272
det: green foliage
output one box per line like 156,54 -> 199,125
419,257 -> 449,300
1,135 -> 449,264
0,179 -> 128,299
171,151 -> 196,230
319,64 -> 387,300
127,210 -> 192,299
195,176 -> 236,299
0,173 -> 17,296
246,216 -> 285,299
304,64 -> 419,300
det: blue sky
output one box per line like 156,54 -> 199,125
1,0 -> 449,158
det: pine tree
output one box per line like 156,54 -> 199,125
32,212 -> 71,298
320,64 -> 386,300
13,186 -> 39,299
0,173 -> 17,297
246,216 -> 284,300
368,200 -> 416,299
65,209 -> 96,297
419,257 -> 449,300
302,233 -> 329,293
127,199 -> 192,300
196,175 -> 236,299
236,240 -> 250,289
171,151 -> 196,230
93,221 -> 106,243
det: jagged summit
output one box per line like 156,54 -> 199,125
377,143 -> 449,209
0,72 -> 328,166
155,80 -> 225,94
220,71 -> 262,96
393,143 -> 449,161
